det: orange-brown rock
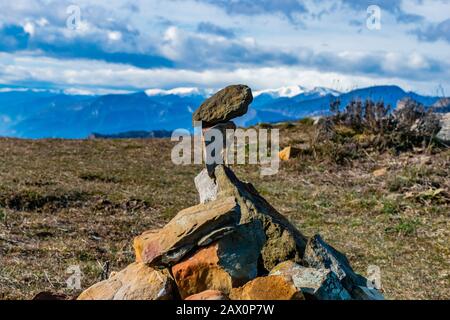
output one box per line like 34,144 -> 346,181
185,290 -> 228,300
172,221 -> 265,299
77,262 -> 174,300
134,196 -> 240,266
134,229 -> 159,263
229,276 -> 304,300
172,244 -> 232,299
278,146 -> 300,161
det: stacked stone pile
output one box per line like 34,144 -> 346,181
77,85 -> 384,300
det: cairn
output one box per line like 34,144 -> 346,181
77,85 -> 384,300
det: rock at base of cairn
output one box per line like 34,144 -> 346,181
77,262 -> 174,300
171,222 -> 265,298
185,290 -> 229,300
270,261 -> 351,300
229,276 -> 304,300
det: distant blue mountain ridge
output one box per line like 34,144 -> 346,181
0,85 -> 446,139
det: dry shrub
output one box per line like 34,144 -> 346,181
316,98 -> 443,158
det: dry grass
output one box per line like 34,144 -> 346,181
0,123 -> 449,299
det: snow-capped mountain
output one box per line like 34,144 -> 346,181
309,87 -> 341,97
145,87 -> 213,97
254,85 -> 308,98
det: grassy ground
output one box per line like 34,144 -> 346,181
0,123 -> 449,299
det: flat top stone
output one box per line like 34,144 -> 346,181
193,85 -> 253,127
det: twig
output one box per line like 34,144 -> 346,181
44,271 -> 55,288
363,149 -> 376,163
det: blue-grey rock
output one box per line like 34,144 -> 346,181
270,261 -> 351,300
303,234 -> 384,300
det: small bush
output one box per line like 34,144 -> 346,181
317,98 -> 443,155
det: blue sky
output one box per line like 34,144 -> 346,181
0,0 -> 449,95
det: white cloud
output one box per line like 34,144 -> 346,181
0,52 -> 447,95
23,22 -> 35,35
63,87 -> 133,95
401,0 -> 450,23
108,31 -> 122,41
36,18 -> 49,27
0,0 -> 448,94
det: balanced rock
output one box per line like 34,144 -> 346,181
134,196 -> 240,266
77,262 -> 174,300
185,290 -> 229,300
229,276 -> 304,300
193,85 -> 253,127
172,222 -> 265,298
269,261 -> 351,300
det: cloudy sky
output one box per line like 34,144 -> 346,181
0,0 -> 449,95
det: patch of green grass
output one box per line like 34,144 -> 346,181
387,175 -> 415,192
385,218 -> 421,236
358,196 -> 379,210
315,195 -> 333,209
382,199 -> 400,216
387,166 -> 440,192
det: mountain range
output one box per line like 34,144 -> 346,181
0,85 -> 446,139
